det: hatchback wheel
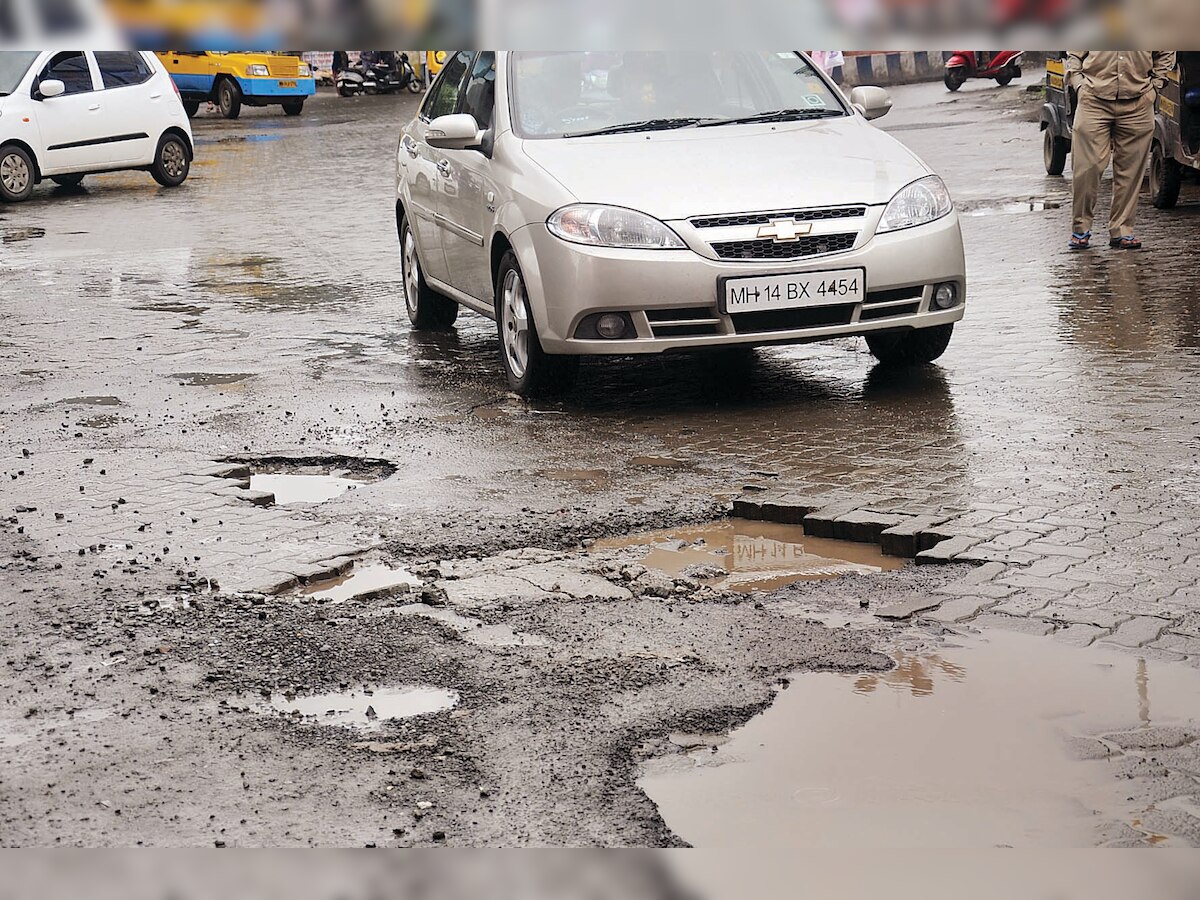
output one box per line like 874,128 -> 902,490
151,135 -> 191,187
399,216 -> 457,329
217,79 -> 242,119
866,324 -> 954,366
495,251 -> 579,397
0,145 -> 35,203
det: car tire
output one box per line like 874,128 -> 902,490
1149,141 -> 1182,210
151,134 -> 191,187
495,250 -> 579,397
1043,128 -> 1069,177
866,324 -> 954,367
399,216 -> 458,330
51,174 -> 85,188
0,144 -> 35,203
944,69 -> 966,92
217,79 -> 242,119
183,100 -> 200,118
282,99 -> 305,116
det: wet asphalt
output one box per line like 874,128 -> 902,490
2,79 -> 1200,848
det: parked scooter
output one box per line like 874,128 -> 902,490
336,52 -> 418,97
944,51 -> 1024,92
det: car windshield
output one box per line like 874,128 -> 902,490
510,51 -> 846,139
0,51 -> 39,96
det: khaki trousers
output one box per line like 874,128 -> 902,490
1071,89 -> 1155,239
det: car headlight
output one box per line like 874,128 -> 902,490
298,63 -> 312,77
547,205 -> 685,250
878,175 -> 954,233
245,64 -> 269,77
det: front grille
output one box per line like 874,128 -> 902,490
732,304 -> 855,334
646,306 -> 721,339
268,58 -> 300,78
710,233 -> 858,261
861,302 -> 920,321
691,206 -> 866,229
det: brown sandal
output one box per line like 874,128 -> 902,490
1109,236 -> 1142,250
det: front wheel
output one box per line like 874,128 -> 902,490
496,251 -> 579,397
866,324 -> 954,367
1149,141 -> 1182,209
0,145 -> 35,203
217,79 -> 242,119
151,134 -> 191,187
1043,128 -> 1070,176
399,216 -> 457,330
944,69 -> 966,91
282,99 -> 305,117
51,174 -> 85,188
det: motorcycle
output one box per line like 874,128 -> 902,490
944,51 -> 1024,92
336,53 -> 418,97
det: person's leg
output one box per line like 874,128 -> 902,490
1108,91 -> 1156,240
1071,92 -> 1116,240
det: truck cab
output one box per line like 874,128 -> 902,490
156,51 -> 315,119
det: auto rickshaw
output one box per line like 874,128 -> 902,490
1040,52 -> 1200,208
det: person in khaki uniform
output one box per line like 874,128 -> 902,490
1066,50 -> 1176,250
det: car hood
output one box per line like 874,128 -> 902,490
519,117 -> 931,219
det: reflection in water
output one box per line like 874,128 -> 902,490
853,652 -> 968,697
1137,657 -> 1150,726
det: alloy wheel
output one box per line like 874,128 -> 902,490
501,269 -> 530,379
1,152 -> 30,195
161,141 -> 186,180
403,230 -> 420,317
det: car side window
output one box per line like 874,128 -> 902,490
96,51 -> 153,89
459,52 -> 496,130
39,51 -> 93,95
422,51 -> 473,120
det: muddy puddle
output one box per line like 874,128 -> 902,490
593,519 -> 905,592
961,200 -> 1063,216
265,685 -> 459,730
302,564 -> 420,603
172,372 -> 255,386
250,472 -> 368,505
640,630 -> 1200,848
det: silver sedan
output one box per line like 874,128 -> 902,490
397,51 -> 966,396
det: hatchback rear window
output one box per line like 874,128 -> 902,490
96,51 -> 153,89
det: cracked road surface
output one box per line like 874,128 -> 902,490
2,79 -> 1200,848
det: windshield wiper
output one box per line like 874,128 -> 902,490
697,108 -> 843,127
565,117 -> 705,138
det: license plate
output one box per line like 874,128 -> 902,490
278,80 -> 297,88
720,268 -> 865,314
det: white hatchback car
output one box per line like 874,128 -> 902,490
0,49 -> 193,202
397,52 -> 967,397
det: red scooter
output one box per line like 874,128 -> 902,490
944,51 -> 1024,92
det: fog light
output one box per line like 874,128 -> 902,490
933,282 -> 959,310
596,314 -> 627,339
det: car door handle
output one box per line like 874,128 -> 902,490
436,159 -> 452,178
149,92 -> 162,99
87,104 -> 101,111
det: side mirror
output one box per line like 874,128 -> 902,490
426,113 -> 484,151
850,86 -> 892,121
37,79 -> 66,100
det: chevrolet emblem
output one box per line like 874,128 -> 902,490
757,219 -> 813,243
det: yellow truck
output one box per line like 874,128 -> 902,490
156,51 -> 316,119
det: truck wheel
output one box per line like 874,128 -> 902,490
944,69 -> 966,92
217,79 -> 242,119
495,251 -> 579,397
866,324 -> 954,367
1043,128 -> 1070,176
0,144 -> 35,203
1149,141 -> 1182,209
400,216 -> 457,330
151,134 -> 191,187
183,100 -> 200,118
282,99 -> 305,116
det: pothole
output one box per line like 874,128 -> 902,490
389,605 -> 550,648
172,372 -> 255,386
263,685 -> 459,730
249,472 -> 366,504
301,564 -> 421,603
592,519 -> 906,592
639,630 -> 1200,849
227,455 -> 396,506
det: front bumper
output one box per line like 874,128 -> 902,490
514,211 -> 967,355
237,76 -> 317,98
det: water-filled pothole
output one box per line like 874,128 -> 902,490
593,519 -> 905,592
302,564 -> 421,603
250,472 -> 366,504
173,372 -> 255,386
265,685 -> 458,730
229,455 -> 396,506
639,630 -> 1200,848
